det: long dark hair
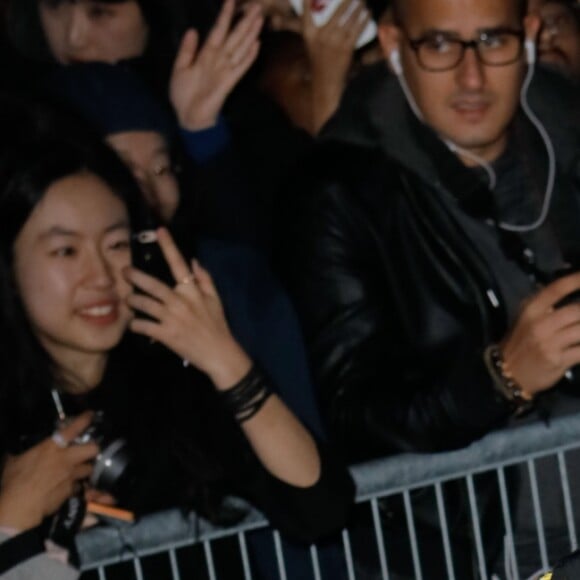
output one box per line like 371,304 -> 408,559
0,100 -> 244,519
0,111 -> 145,451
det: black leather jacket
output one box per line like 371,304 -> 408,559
287,64 -> 580,462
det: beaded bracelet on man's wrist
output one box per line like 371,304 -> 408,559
484,345 -> 533,415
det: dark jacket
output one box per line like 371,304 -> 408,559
287,63 -> 580,462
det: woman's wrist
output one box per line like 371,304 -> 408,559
205,342 -> 253,391
219,364 -> 274,423
0,498 -> 42,532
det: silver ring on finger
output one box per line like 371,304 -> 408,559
51,432 -> 69,449
177,273 -> 196,287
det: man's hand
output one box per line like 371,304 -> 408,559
0,413 -> 99,531
501,273 -> 580,396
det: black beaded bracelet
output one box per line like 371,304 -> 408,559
484,345 -> 533,415
220,365 -> 273,423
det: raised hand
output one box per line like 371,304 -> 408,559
169,0 -> 264,131
0,413 -> 99,531
126,228 -> 252,389
500,273 -> 580,396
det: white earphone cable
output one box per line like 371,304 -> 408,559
392,43 -> 556,233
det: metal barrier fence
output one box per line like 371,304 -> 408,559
78,413 -> 580,580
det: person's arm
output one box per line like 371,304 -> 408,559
0,415 -> 98,579
236,435 -> 354,542
126,229 -> 327,489
177,121 -> 266,245
192,241 -> 354,539
168,1 -> 267,244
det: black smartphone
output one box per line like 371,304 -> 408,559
131,230 -> 174,320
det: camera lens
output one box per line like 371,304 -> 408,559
90,438 -> 131,494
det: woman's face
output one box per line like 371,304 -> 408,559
13,171 -> 133,367
106,130 -> 180,223
39,0 -> 149,65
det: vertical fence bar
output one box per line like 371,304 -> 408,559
527,459 -> 549,570
133,557 -> 144,580
238,532 -> 253,580
435,483 -> 456,580
310,544 -> 322,580
204,540 -> 217,580
342,528 -> 357,580
273,531 -> 288,580
497,467 -> 520,580
466,474 -> 488,580
169,548 -> 181,580
80,438 -> 580,580
403,490 -> 423,580
371,498 -> 390,580
558,451 -> 578,551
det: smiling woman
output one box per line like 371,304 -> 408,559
13,171 -> 133,387
0,124 -> 354,577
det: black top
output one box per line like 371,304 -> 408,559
47,346 -> 354,544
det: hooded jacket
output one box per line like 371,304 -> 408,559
287,62 -> 580,461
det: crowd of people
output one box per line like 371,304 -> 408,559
0,0 -> 579,578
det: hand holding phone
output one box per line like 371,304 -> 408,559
126,228 -> 251,388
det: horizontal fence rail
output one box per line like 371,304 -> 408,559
78,414 -> 580,580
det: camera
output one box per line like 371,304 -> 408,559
74,411 -> 136,499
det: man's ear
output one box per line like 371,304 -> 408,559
378,23 -> 402,74
523,13 -> 542,46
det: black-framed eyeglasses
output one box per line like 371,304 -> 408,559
406,27 -> 525,72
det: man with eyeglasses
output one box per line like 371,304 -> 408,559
529,0 -> 580,80
286,0 -> 580,576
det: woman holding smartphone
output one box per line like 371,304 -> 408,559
0,129 -> 353,577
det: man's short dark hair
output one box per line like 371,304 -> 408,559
392,0 -> 528,23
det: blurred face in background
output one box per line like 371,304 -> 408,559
106,130 -> 180,223
529,0 -> 580,79
39,0 -> 149,64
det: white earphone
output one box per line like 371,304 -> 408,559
389,48 -> 403,76
525,39 -> 536,65
390,32 -> 554,235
